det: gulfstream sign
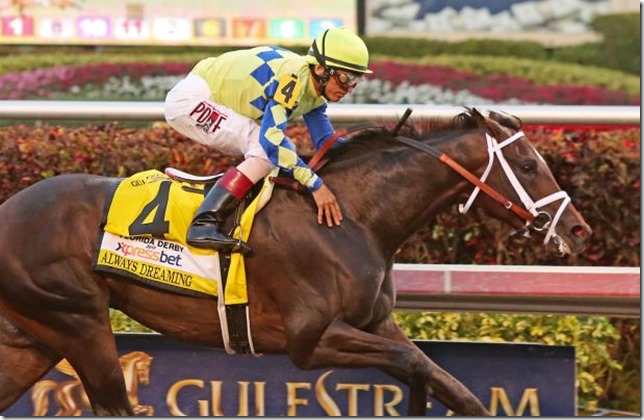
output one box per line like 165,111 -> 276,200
3,334 -> 575,416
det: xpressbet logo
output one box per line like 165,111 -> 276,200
115,242 -> 183,267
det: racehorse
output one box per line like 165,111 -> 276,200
30,351 -> 154,416
0,108 -> 591,416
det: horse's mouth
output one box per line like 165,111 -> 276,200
550,235 -> 572,256
549,230 -> 589,256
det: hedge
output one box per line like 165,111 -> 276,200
0,124 -> 638,269
365,12 -> 640,76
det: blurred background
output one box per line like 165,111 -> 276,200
0,0 -> 639,415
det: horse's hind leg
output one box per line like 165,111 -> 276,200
6,311 -> 133,416
0,313 -> 60,413
0,278 -> 133,415
61,328 -> 135,416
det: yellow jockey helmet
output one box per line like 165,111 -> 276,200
306,27 -> 372,74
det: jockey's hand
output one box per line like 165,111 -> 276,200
312,184 -> 343,227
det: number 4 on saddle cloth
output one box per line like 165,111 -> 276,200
92,168 -> 278,354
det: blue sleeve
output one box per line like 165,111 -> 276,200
303,104 -> 336,151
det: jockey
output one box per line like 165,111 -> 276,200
164,27 -> 372,252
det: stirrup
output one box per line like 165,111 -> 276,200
230,240 -> 252,255
208,237 -> 252,255
187,232 -> 252,255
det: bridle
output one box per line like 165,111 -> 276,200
454,131 -> 571,246
383,107 -> 571,250
393,130 -> 572,249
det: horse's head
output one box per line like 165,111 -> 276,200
462,108 -> 592,255
321,108 -> 591,256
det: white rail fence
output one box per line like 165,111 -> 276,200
0,102 -> 639,316
393,264 -> 640,317
0,101 -> 640,125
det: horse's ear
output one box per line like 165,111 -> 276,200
468,107 -> 488,129
470,108 -> 509,139
489,110 -> 523,131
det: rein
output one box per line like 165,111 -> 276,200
393,134 -> 534,222
270,123 -> 377,192
393,131 -> 571,246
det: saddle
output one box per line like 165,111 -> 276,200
164,167 -> 222,184
94,168 -> 277,355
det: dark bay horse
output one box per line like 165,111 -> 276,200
0,108 -> 591,416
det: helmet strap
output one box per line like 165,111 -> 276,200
310,29 -> 329,67
311,65 -> 332,100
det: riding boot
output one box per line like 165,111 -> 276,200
186,167 -> 254,253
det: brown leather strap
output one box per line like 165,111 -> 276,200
307,130 -> 346,172
270,176 -> 307,193
309,123 -> 377,171
271,123 -> 377,193
438,155 -> 535,222
393,135 -> 535,223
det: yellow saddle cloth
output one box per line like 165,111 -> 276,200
93,169 -> 276,304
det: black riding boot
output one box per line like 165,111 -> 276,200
186,168 -> 254,253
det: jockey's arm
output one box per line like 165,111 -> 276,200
258,101 -> 342,226
302,104 -> 346,150
258,99 -> 322,191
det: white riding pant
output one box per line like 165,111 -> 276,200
164,74 -> 274,183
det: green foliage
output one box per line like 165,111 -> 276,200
603,319 -> 641,412
401,55 -> 639,96
365,36 -> 549,60
0,30 -> 638,97
0,51 -> 205,74
364,12 -> 640,76
551,42 -> 604,69
590,13 -> 640,75
552,13 -> 641,76
109,309 -> 153,333
0,123 -> 240,202
392,312 -> 626,412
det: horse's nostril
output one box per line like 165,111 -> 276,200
571,224 -> 588,239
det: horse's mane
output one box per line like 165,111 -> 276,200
323,108 -> 523,164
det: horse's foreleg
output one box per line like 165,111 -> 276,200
372,317 -> 491,416
0,313 -> 60,413
287,318 -> 489,416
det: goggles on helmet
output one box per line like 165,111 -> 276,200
329,68 -> 362,89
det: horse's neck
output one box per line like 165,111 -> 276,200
338,133 -> 485,256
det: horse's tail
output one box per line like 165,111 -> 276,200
31,379 -> 58,416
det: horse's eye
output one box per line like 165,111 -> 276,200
521,161 -> 537,173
